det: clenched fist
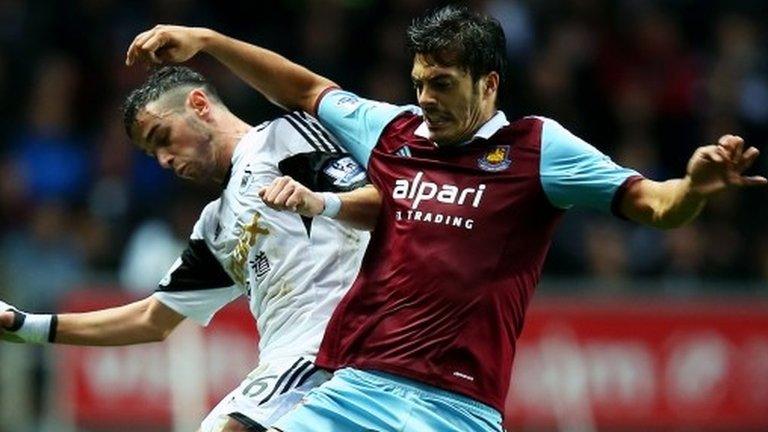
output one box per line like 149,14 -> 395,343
259,176 -> 326,217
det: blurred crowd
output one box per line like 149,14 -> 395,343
0,0 -> 766,312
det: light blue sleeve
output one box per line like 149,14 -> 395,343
540,117 -> 642,212
317,89 -> 420,167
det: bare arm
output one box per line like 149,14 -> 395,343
621,135 -> 766,229
125,25 -> 336,114
333,185 -> 382,231
1,297 -> 185,346
259,177 -> 382,231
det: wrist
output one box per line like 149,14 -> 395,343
198,28 -> 219,53
319,192 -> 341,218
682,175 -> 707,201
4,310 -> 57,344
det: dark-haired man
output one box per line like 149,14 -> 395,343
126,6 -> 766,432
1,66 -> 380,432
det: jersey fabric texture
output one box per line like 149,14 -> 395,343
152,112 -> 370,429
311,89 -> 642,414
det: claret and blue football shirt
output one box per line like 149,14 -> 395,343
311,89 -> 643,412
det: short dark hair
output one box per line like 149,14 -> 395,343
407,5 -> 507,93
122,66 -> 221,140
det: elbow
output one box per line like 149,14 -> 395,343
301,81 -> 338,115
154,327 -> 175,342
140,307 -> 178,343
143,322 -> 174,343
648,210 -> 696,230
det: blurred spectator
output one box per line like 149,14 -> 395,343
0,201 -> 87,310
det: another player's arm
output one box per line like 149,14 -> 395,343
620,135 -> 766,229
0,297 -> 185,346
125,25 -> 334,114
259,177 -> 382,231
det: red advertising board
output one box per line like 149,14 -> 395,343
57,290 -> 259,428
506,298 -> 768,431
56,291 -> 768,430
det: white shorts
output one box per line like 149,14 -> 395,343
200,356 -> 331,432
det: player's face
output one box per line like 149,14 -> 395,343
133,101 -> 217,182
411,54 -> 493,146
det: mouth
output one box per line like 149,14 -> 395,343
425,118 -> 446,130
424,113 -> 451,130
175,164 -> 191,178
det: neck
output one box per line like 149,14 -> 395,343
212,110 -> 252,183
450,104 -> 497,146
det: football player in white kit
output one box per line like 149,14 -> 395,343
0,66 -> 380,432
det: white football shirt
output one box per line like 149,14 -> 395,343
153,112 -> 369,363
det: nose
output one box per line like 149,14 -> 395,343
417,86 -> 437,108
156,149 -> 174,169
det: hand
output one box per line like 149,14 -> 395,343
258,176 -> 325,217
686,134 -> 767,197
0,300 -> 24,343
126,25 -> 211,67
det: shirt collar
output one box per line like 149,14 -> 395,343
221,127 -> 257,191
413,111 -> 509,145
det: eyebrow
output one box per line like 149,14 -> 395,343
411,73 -> 454,82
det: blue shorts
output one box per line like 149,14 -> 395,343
273,367 -> 503,432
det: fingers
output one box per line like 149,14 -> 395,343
738,175 -> 768,187
260,176 -> 302,211
736,147 -> 760,172
259,177 -> 325,216
126,28 -> 157,66
273,181 -> 300,211
285,189 -> 307,211
0,311 -> 14,329
717,134 -> 744,164
126,25 -> 178,66
698,145 -> 727,164
139,32 -> 169,64
262,176 -> 292,207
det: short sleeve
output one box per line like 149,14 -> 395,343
317,89 -> 420,167
539,117 -> 643,212
152,203 -> 240,326
153,287 -> 241,327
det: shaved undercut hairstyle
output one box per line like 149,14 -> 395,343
407,5 -> 508,101
122,66 -> 223,141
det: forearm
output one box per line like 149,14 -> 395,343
622,177 -> 706,229
331,185 -> 382,231
55,297 -> 184,346
201,29 -> 336,113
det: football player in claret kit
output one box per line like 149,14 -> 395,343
0,66 -> 380,432
126,6 -> 766,432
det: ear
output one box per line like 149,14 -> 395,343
187,88 -> 211,120
483,72 -> 499,98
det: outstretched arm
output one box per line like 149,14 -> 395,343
1,297 -> 185,346
259,177 -> 382,231
125,25 -> 336,114
620,134 -> 766,229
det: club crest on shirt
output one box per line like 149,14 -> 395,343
240,168 -> 255,192
323,156 -> 366,188
478,145 -> 511,172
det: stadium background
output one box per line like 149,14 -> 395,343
0,0 -> 766,431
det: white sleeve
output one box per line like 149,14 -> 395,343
153,201 -> 240,326
153,287 -> 241,326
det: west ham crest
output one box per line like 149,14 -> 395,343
478,145 -> 511,171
